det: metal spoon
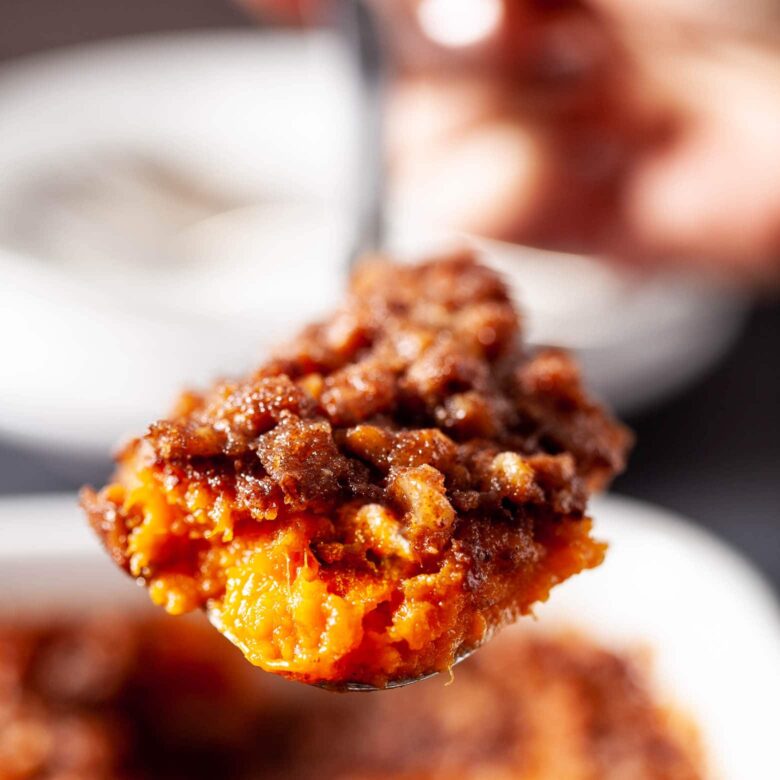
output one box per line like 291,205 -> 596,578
306,3 -> 476,693
315,644 -> 480,692
302,3 -> 479,694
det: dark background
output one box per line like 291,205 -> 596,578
1,0 -> 778,591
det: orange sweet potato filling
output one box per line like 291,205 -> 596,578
83,255 -> 629,687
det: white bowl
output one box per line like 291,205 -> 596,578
0,30 -> 747,465
0,492 -> 777,778
0,31 -> 357,460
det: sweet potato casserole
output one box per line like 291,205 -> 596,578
82,254 -> 630,687
0,615 -> 702,780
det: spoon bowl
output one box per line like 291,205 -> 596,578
315,645 -> 479,692
208,603 -> 479,692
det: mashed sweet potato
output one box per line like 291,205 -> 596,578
82,254 -> 630,687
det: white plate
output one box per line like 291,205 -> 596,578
0,492 -> 777,778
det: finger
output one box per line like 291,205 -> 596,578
391,116 -> 550,241
617,41 -> 780,279
589,0 -> 780,34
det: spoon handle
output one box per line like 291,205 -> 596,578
337,0 -> 387,267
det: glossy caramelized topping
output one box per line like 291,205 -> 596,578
82,254 -> 631,687
0,616 -> 703,780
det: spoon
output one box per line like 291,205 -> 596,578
315,645 -> 479,692
341,0 -> 387,268
313,3 -> 468,693
318,2 -> 488,694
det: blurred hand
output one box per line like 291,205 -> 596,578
241,0 -> 780,281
